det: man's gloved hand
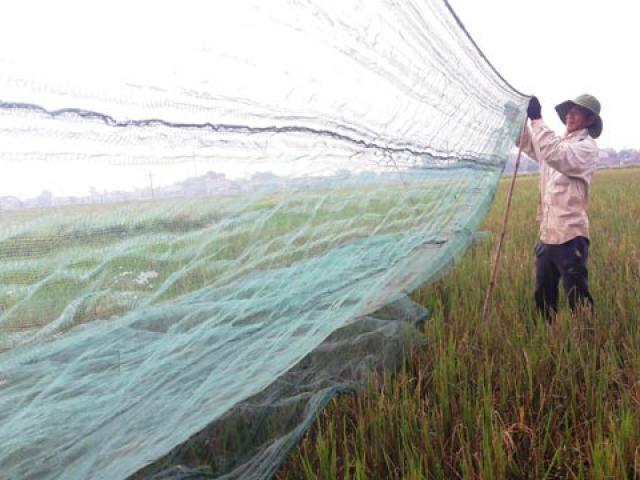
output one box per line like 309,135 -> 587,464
527,96 -> 542,120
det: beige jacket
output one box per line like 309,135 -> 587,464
518,119 -> 598,244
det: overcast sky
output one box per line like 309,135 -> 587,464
0,0 -> 636,200
2,0 -> 635,152
450,0 -> 639,149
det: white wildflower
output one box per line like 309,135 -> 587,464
134,271 -> 159,286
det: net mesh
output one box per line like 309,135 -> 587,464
0,1 -> 526,478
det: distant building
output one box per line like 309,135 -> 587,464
0,196 -> 23,210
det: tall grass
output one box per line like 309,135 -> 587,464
277,167 -> 640,479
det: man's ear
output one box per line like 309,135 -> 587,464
586,115 -> 597,128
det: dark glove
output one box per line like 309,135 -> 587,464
527,96 -> 541,120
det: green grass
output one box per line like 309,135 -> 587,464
0,179 -> 456,348
3,168 -> 638,477
277,167 -> 640,479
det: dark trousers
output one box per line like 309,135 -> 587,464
534,235 -> 594,320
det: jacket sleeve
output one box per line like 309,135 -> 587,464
515,123 -> 537,161
530,120 -> 598,179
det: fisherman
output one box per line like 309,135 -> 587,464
517,94 -> 602,321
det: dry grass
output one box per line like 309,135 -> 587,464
277,167 -> 640,479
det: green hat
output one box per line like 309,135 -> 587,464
555,94 -> 603,139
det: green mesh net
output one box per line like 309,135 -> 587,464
0,0 -> 526,478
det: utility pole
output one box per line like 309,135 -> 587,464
148,172 -> 155,199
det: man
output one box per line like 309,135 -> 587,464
517,94 -> 602,321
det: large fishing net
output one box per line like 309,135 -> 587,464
0,1 -> 526,478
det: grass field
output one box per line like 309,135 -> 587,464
0,173 -> 484,355
277,167 -> 640,479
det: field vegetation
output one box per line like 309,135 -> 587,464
3,167 -> 638,477
277,167 -> 640,479
0,179 -> 454,350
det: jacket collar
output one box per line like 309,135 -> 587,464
564,128 -> 589,141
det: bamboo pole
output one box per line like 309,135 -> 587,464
481,114 -> 529,322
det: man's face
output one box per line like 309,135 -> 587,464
565,105 -> 594,133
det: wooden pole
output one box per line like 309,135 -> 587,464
481,114 -> 529,322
